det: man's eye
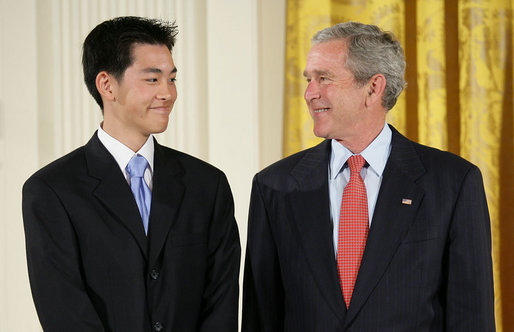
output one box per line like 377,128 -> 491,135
146,78 -> 158,83
169,78 -> 176,83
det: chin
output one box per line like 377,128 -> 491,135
151,123 -> 169,134
312,126 -> 328,139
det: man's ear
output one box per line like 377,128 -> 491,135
96,71 -> 117,103
365,73 -> 386,107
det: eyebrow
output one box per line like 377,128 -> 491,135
141,67 -> 178,75
303,69 -> 331,77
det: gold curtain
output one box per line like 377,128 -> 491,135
283,0 -> 514,330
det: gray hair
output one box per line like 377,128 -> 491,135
312,22 -> 406,110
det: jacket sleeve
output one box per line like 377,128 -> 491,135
22,176 -> 105,331
445,165 -> 495,331
198,173 -> 241,332
242,174 -> 285,332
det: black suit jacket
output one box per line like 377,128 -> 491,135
23,133 -> 241,332
243,126 -> 494,331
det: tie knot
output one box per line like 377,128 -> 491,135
347,155 -> 366,175
126,155 -> 149,178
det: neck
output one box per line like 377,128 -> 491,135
336,119 -> 385,154
101,121 -> 148,152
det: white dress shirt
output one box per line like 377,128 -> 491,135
329,123 -> 392,256
97,125 -> 154,190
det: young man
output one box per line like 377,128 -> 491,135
23,16 -> 240,331
243,22 -> 494,331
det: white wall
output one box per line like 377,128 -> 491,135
258,0 -> 286,169
0,0 -> 41,330
0,0 -> 285,330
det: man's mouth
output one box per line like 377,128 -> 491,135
314,108 -> 329,113
150,105 -> 172,112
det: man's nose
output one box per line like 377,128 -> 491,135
304,81 -> 321,101
156,81 -> 174,100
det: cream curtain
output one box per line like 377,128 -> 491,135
283,1 -> 513,330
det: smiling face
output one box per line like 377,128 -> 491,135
101,43 -> 177,150
303,40 -> 370,142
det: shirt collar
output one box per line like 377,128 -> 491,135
330,123 -> 392,179
97,124 -> 155,173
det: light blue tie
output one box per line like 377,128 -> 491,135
126,155 -> 152,234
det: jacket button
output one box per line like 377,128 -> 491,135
153,321 -> 163,331
150,269 -> 160,280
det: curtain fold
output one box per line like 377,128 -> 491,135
284,1 -> 513,330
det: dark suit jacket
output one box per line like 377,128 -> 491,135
22,133 -> 241,332
243,126 -> 494,331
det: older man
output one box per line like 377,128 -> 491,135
243,22 -> 494,331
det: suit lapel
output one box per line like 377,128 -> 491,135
344,126 -> 426,326
288,140 -> 347,322
85,133 -> 148,258
147,142 -> 185,266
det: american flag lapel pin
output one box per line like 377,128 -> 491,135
402,198 -> 412,205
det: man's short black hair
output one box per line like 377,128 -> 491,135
82,16 -> 178,110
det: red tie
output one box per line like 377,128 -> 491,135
338,154 -> 368,309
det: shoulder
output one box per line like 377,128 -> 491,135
415,143 -> 485,197
255,140 -> 330,188
24,146 -> 87,189
156,144 -> 228,181
388,127 -> 484,201
411,140 -> 477,175
390,126 -> 476,175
